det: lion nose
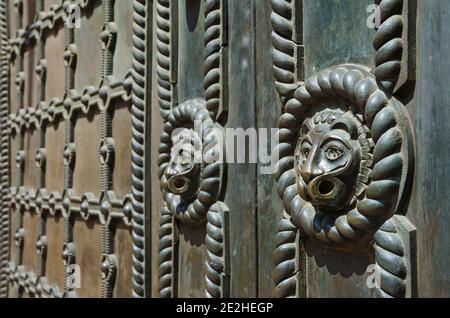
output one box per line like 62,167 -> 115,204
301,160 -> 323,184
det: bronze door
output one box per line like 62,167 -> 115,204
1,0 -> 450,299
148,0 -> 450,298
2,0 -> 135,298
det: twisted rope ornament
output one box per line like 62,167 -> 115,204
270,0 -> 301,104
156,0 -> 174,119
374,0 -> 404,94
0,0 -> 9,298
159,98 -> 223,225
273,213 -> 299,298
131,0 -> 146,298
205,202 -> 228,298
374,217 -> 407,298
270,0 -> 412,300
158,204 -> 174,298
278,65 -> 405,247
204,0 -> 225,120
157,0 -> 229,298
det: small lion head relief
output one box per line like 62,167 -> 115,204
295,109 -> 372,214
164,129 -> 202,200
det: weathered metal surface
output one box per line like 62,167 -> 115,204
407,0 -> 450,297
3,0 -> 135,298
271,0 -> 417,298
154,0 -> 230,298
0,0 -> 449,300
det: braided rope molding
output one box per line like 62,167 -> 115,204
0,0 -> 9,298
205,202 -> 229,298
204,0 -> 226,120
131,0 -> 147,298
273,212 -> 299,298
278,64 -> 407,247
271,0 -> 414,297
374,217 -> 407,298
270,0 -> 301,105
374,0 -> 404,94
159,98 -> 223,226
158,204 -> 174,298
156,0 -> 174,120
157,1 -> 229,299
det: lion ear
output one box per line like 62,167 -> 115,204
330,117 -> 358,138
301,118 -> 313,136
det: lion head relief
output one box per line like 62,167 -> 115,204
295,108 -> 373,215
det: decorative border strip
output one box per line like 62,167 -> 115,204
205,202 -> 229,298
8,74 -> 132,133
0,0 -> 10,298
374,217 -> 407,298
374,0 -> 404,94
270,0 -> 303,105
155,0 -> 174,120
99,0 -> 117,299
62,0 -> 77,297
35,0 -> 47,284
158,204 -> 174,298
273,212 -> 298,298
204,0 -> 228,121
131,0 -> 147,298
9,187 -> 132,226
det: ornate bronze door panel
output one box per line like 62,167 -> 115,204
267,0 -> 449,298
0,0 -> 450,299
2,0 -> 135,298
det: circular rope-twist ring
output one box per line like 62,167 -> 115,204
276,64 -> 406,248
158,98 -> 223,225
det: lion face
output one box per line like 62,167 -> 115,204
295,110 -> 363,213
164,129 -> 201,200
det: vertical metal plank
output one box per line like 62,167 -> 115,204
407,0 -> 450,297
302,0 -> 377,298
226,0 -> 257,298
255,0 -> 282,298
63,0 -> 76,298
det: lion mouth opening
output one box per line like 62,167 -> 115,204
318,180 -> 335,196
174,179 -> 186,191
167,176 -> 190,195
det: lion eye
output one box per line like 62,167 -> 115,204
325,147 -> 343,161
302,148 -> 310,160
